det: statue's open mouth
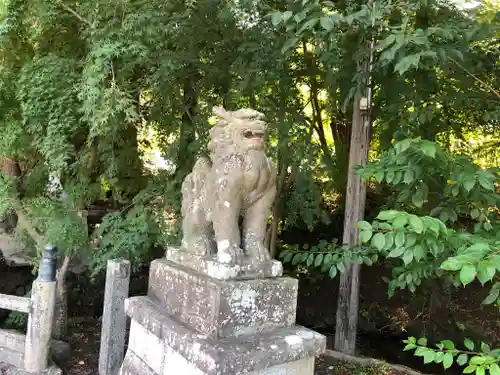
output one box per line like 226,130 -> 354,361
243,130 -> 265,139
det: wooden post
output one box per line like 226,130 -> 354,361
99,259 -> 130,375
334,42 -> 374,355
25,245 -> 58,372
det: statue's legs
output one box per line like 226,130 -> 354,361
212,199 -> 244,265
181,192 -> 214,256
242,185 -> 276,263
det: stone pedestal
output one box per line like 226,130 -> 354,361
119,255 -> 325,375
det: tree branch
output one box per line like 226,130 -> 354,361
57,1 -> 92,26
449,57 -> 500,98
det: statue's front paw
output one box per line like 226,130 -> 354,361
183,237 -> 212,256
217,242 -> 244,265
254,243 -> 271,262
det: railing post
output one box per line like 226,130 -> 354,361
24,245 -> 58,372
98,259 -> 130,375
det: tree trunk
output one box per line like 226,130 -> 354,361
52,255 -> 70,340
0,158 -> 21,234
334,42 -> 374,355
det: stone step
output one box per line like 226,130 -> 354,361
0,345 -> 24,368
148,259 -> 298,339
0,329 -> 70,367
124,295 -> 326,375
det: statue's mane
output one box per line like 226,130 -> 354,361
207,107 -> 266,159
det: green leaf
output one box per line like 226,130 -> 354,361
477,264 -> 495,285
358,221 -> 372,230
359,230 -> 373,243
387,247 -> 405,258
415,347 -> 427,357
443,352 -> 453,369
405,233 -> 417,247
424,350 -> 436,364
403,249 -> 414,265
271,12 -> 282,26
320,16 -> 335,31
404,169 -> 414,184
470,208 -> 480,219
375,170 -> 385,182
476,366 -> 485,375
393,214 -> 408,228
420,141 -> 437,158
324,253 -> 333,265
394,54 -> 421,75
441,340 -> 455,350
395,231 -> 405,247
376,210 -> 399,221
480,342 -> 490,354
384,232 -> 395,249
413,245 -> 425,261
457,354 -> 468,366
386,170 -> 395,183
463,365 -> 477,373
292,253 -> 302,265
282,251 -> 293,263
417,337 -> 428,346
434,351 -> 445,363
282,11 -> 293,22
371,233 -> 386,251
460,264 -> 477,286
281,37 -> 299,53
307,253 -> 315,266
482,283 -> 500,305
470,356 -> 486,366
412,190 -> 424,208
478,172 -> 494,190
409,216 -> 424,234
464,338 -> 475,351
314,253 -> 324,267
463,176 -> 476,192
329,265 -> 338,279
298,18 -> 319,33
403,343 -> 417,351
489,363 -> 500,375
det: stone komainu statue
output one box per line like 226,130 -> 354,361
181,107 -> 276,266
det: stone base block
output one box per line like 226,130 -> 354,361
0,329 -> 68,373
119,296 -> 325,375
166,247 -> 283,280
0,363 -> 62,375
120,347 -> 314,375
149,259 -> 297,338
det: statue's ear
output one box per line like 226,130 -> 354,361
213,106 -> 231,122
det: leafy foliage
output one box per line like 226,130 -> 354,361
280,239 -> 378,279
403,337 -> 500,375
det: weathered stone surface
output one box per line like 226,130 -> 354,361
118,350 -> 157,375
0,362 -> 62,375
179,106 -> 277,270
122,337 -> 314,375
0,345 -> 23,368
99,259 -> 130,375
123,296 -> 325,375
166,247 -> 283,280
148,259 -> 297,338
25,280 -> 56,372
0,329 -> 70,368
